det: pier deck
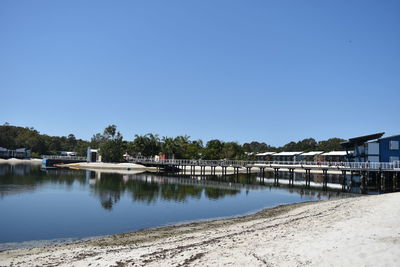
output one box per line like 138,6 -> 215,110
128,158 -> 400,193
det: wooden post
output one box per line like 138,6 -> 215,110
350,170 -> 353,188
376,171 -> 381,192
274,168 -> 280,186
289,168 -> 294,186
323,169 -> 328,190
304,169 -> 311,187
361,171 -> 367,194
341,170 -> 347,191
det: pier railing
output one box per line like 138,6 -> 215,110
127,157 -> 400,170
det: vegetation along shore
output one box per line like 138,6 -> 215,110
1,123 -> 346,162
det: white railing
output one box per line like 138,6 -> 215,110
41,155 -> 87,161
127,157 -> 400,170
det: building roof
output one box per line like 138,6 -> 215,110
300,151 -> 324,156
273,152 -> 303,156
321,151 -> 348,156
378,134 -> 400,140
341,132 -> 385,148
255,152 -> 276,156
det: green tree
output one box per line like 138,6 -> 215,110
97,125 -> 125,162
186,140 -> 204,159
317,138 -> 346,152
204,139 -> 224,160
221,142 -> 244,159
131,134 -> 161,157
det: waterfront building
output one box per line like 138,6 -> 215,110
378,134 -> 400,162
318,151 -> 348,162
87,147 -> 101,162
341,132 -> 400,162
255,152 -> 276,161
272,152 -> 303,162
299,151 -> 324,162
0,147 -> 10,158
0,147 -> 31,159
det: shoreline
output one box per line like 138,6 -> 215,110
1,193 -> 399,266
60,162 -> 157,171
0,158 -> 42,164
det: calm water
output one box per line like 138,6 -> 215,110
0,163 -> 351,249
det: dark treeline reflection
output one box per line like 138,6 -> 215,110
0,164 -> 240,210
0,164 -> 87,198
91,172 -> 239,210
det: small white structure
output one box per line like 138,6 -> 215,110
87,147 -> 101,162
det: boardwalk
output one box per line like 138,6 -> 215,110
128,157 -> 400,171
128,157 -> 400,192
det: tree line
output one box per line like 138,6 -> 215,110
0,123 -> 346,162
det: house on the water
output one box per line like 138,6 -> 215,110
0,148 -> 31,159
318,151 -> 348,162
272,152 -> 303,162
341,132 -> 400,162
299,151 -> 324,162
255,152 -> 276,161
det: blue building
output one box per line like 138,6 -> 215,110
341,132 -> 400,162
378,134 -> 400,162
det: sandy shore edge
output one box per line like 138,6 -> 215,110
1,193 -> 399,266
0,158 -> 42,164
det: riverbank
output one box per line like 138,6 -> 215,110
1,192 -> 399,266
61,162 -> 156,171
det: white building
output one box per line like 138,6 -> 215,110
87,147 -> 101,162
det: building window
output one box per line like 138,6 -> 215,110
389,156 -> 399,162
389,141 -> 399,150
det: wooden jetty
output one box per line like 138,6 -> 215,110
128,158 -> 400,193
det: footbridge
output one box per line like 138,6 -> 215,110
128,158 -> 400,192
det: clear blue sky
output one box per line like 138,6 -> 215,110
1,0 -> 399,146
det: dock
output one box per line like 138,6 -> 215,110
128,158 -> 400,193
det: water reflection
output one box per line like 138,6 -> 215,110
0,163 -> 353,245
0,165 -> 242,210
0,164 -> 354,212
89,171 -> 240,210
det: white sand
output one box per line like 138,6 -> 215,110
0,158 -> 42,164
62,162 -> 153,171
1,193 -> 399,266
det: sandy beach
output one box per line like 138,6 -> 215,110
61,162 -> 155,171
0,158 -> 42,165
1,192 -> 399,266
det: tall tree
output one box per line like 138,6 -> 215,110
204,139 -> 224,160
97,125 -> 125,162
